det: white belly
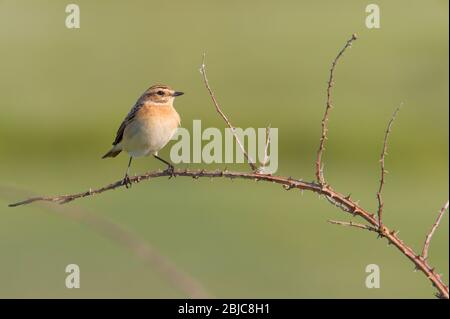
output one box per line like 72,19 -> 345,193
122,118 -> 178,158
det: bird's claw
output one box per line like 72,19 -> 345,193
122,175 -> 132,188
165,165 -> 175,179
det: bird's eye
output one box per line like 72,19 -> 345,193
157,91 -> 165,96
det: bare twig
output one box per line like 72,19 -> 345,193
316,33 -> 358,185
1,186 -> 211,298
8,169 -> 321,207
200,53 -> 257,171
328,219 -> 379,233
421,200 -> 449,261
377,105 -> 402,228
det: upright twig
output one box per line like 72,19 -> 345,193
376,105 -> 402,228
421,200 -> 449,261
316,33 -> 358,185
200,53 -> 257,171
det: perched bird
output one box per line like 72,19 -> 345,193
102,84 -> 184,187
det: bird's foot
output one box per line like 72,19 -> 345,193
122,174 -> 132,188
165,165 -> 176,179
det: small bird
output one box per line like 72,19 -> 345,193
102,84 -> 184,188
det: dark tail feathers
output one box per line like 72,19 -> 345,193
102,149 -> 121,159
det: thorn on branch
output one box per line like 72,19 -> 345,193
327,219 -> 378,233
315,34 -> 358,185
376,104 -> 403,229
421,200 -> 449,261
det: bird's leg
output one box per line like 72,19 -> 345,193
122,156 -> 133,188
154,155 -> 175,178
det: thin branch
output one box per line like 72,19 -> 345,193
8,169 -> 321,207
376,105 -> 402,228
421,200 -> 449,260
328,219 -> 379,233
316,33 -> 358,185
1,186 -> 211,298
200,53 -> 257,171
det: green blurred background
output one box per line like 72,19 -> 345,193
0,0 -> 448,298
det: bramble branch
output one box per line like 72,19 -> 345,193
8,169 -> 321,207
316,33 -> 358,185
421,200 -> 449,261
8,35 -> 448,299
8,166 -> 449,297
328,219 -> 378,233
376,105 -> 402,229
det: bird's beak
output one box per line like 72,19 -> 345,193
172,91 -> 184,97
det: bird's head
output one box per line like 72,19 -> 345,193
143,85 -> 184,106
